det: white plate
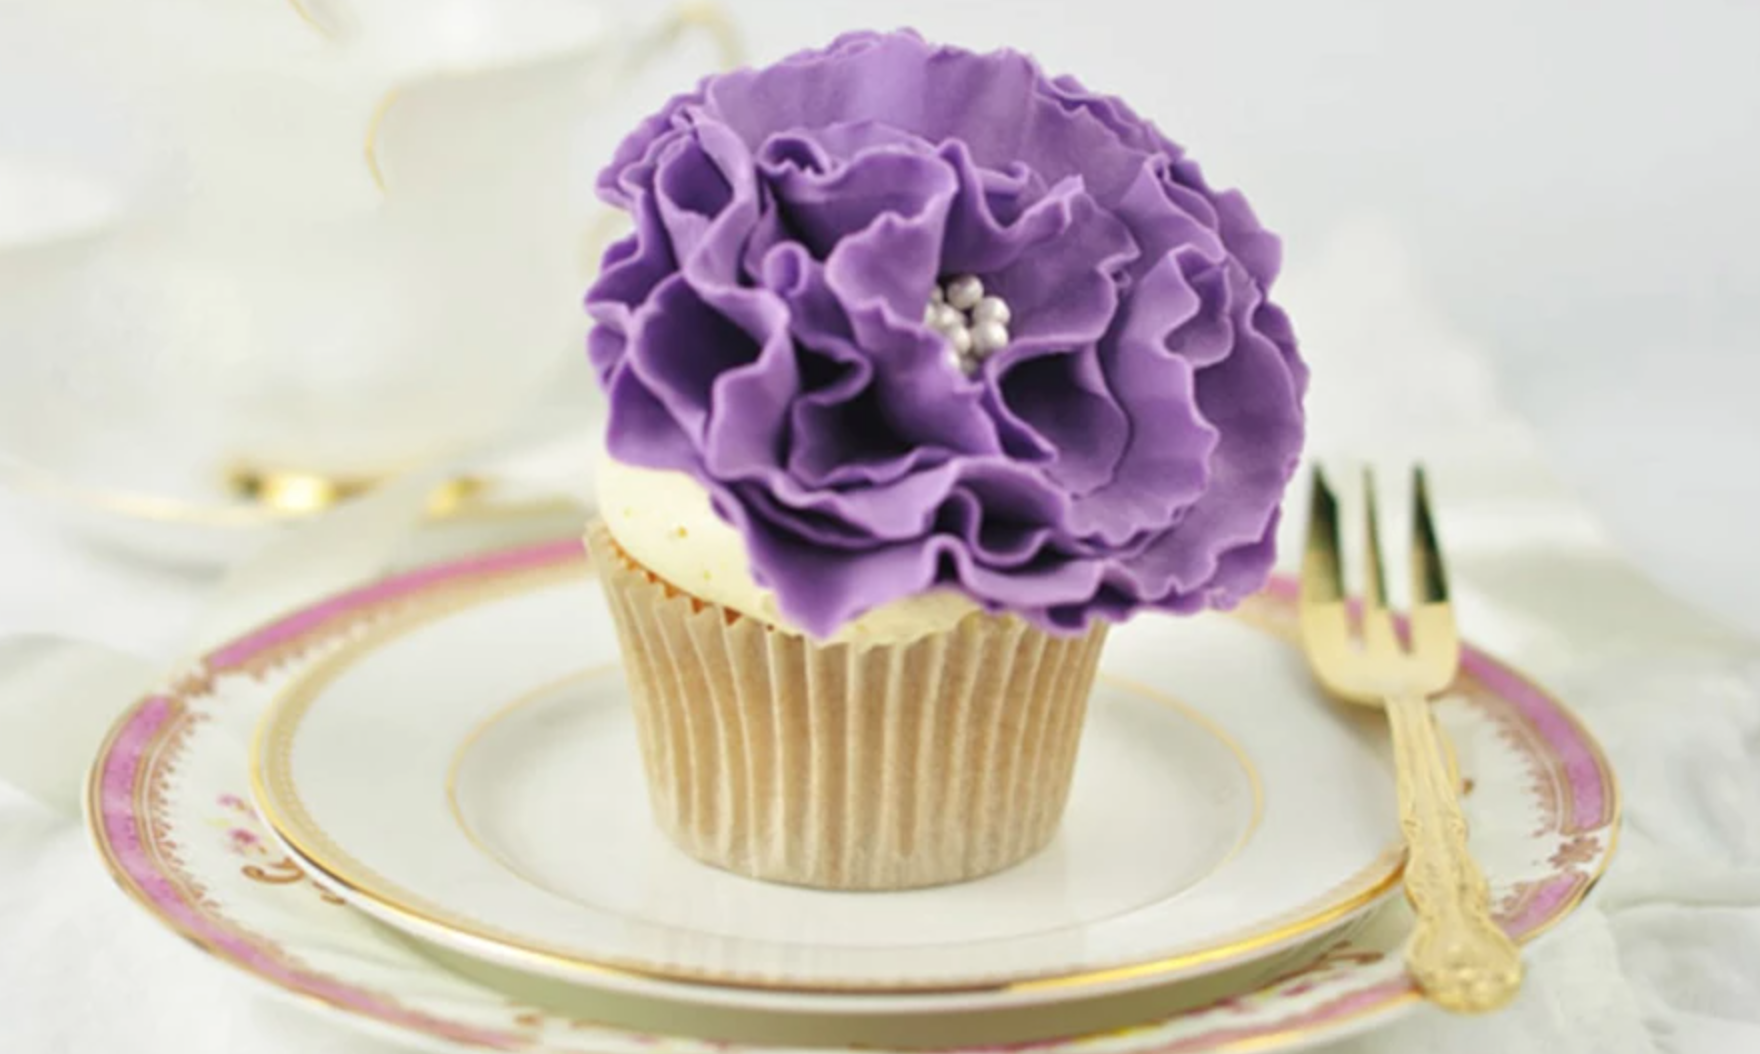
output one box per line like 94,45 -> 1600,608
0,403 -> 594,567
88,539 -> 1620,1053
249,550 -> 1405,1013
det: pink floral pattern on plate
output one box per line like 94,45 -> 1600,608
86,540 -> 1618,1054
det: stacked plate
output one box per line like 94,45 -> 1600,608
86,538 -> 1619,1053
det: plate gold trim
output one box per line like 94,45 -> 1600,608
250,572 -> 1407,997
437,668 -> 1272,943
0,454 -> 575,527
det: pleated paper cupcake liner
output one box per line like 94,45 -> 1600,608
585,521 -> 1108,891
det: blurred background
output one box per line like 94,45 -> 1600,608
1,0 -> 1756,636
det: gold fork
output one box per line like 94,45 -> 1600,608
1299,466 -> 1523,1013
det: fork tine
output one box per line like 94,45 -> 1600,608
1410,466 -> 1449,603
1361,467 -> 1388,611
1409,465 -> 1462,680
1359,467 -> 1401,657
1302,467 -> 1344,603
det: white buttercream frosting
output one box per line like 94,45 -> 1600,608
595,454 -> 979,645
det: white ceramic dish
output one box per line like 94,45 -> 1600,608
0,394 -> 597,567
88,538 -> 1619,1053
249,558 -> 1407,1014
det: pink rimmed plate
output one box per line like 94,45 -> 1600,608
86,539 -> 1618,1053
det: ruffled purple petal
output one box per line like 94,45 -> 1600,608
586,30 -> 1307,639
1066,253 -> 1220,544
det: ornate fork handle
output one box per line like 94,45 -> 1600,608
1386,692 -> 1524,1012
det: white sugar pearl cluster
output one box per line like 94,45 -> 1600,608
922,274 -> 1011,375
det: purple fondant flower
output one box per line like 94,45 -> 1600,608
586,30 -> 1306,638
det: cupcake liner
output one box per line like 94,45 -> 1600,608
584,522 -> 1108,891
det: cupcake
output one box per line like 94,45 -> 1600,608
582,30 -> 1306,890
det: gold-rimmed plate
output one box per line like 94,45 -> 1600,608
87,538 -> 1620,1052
0,440 -> 585,567
245,540 -> 1410,1015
